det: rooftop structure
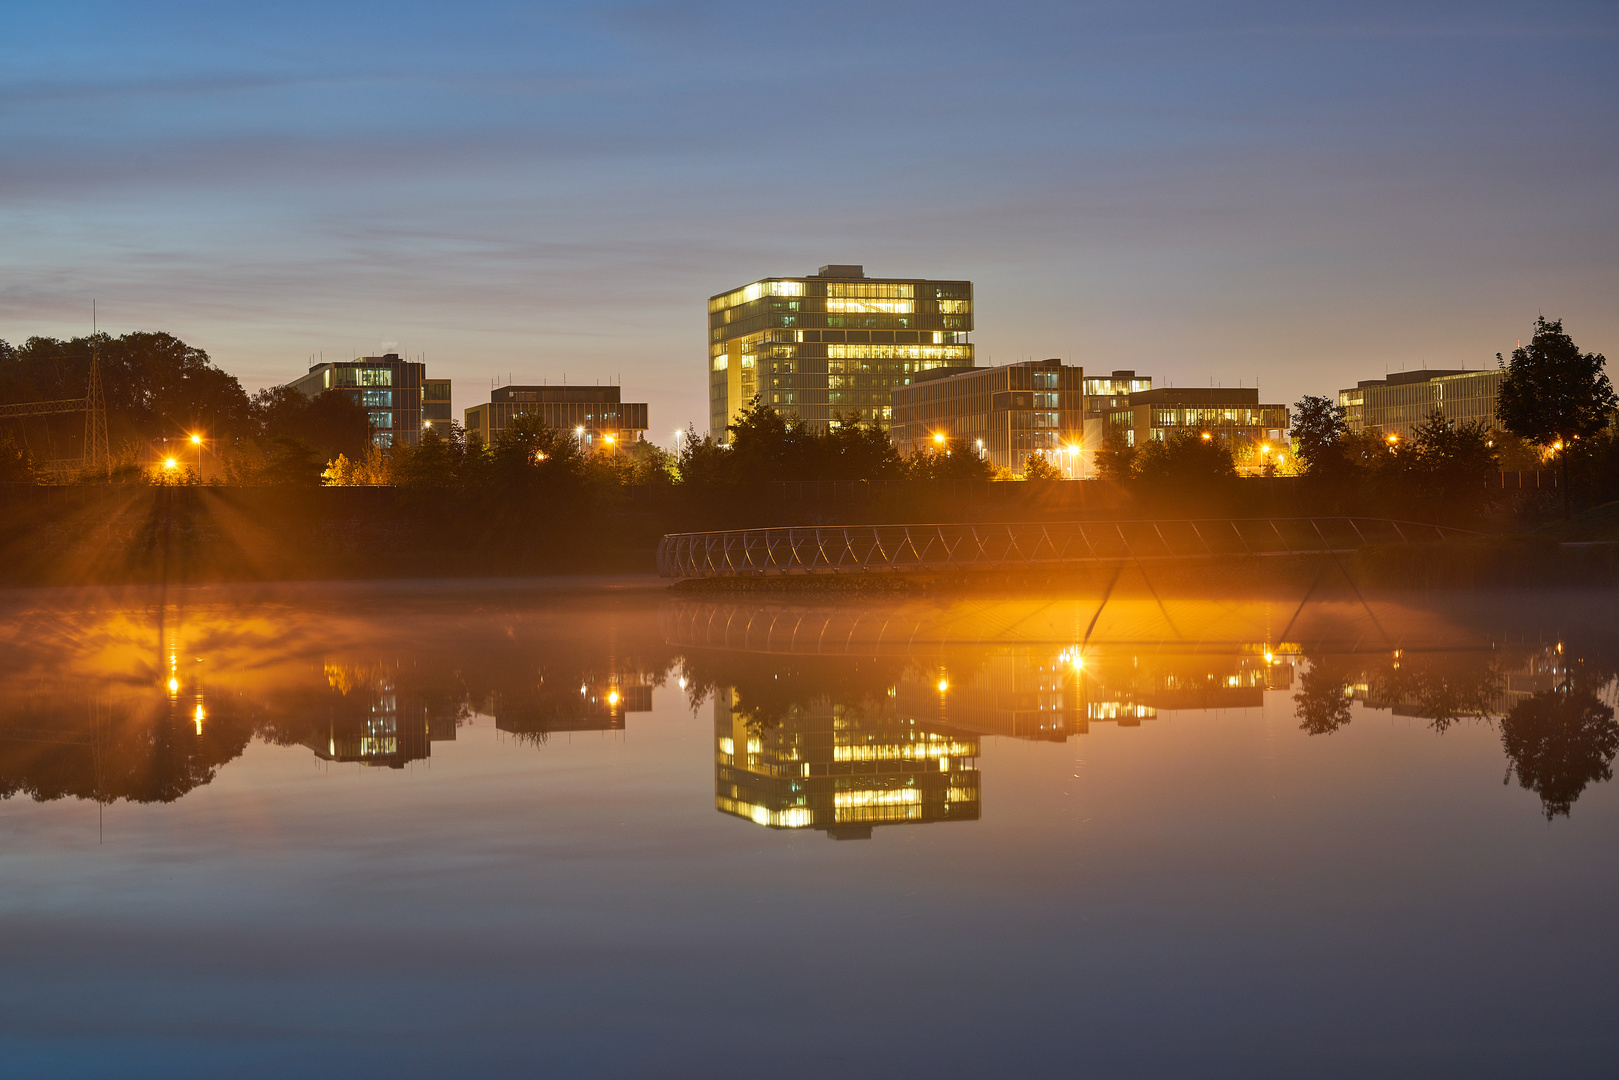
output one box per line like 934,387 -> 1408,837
708,264 -> 974,439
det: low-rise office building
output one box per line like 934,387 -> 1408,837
287,353 -> 445,448
1337,368 -> 1502,440
1081,369 -> 1153,477
1106,387 -> 1289,467
888,358 -> 1085,474
463,384 -> 649,451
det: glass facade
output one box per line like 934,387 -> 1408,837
1337,369 -> 1502,439
1106,387 -> 1289,470
464,385 -> 649,450
889,358 -> 1086,474
708,265 -> 974,438
713,690 -> 980,838
287,354 -> 442,448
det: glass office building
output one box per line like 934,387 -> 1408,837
708,264 -> 974,438
463,385 -> 650,450
1337,368 -> 1502,440
889,358 -> 1086,474
1106,387 -> 1289,471
287,353 -> 444,449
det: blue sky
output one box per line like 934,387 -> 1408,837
2,0 -> 1615,436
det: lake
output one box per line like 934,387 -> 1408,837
1,578 -> 1615,1078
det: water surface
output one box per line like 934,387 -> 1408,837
1,579 -> 1615,1078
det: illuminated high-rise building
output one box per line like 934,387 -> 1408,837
707,264 -> 974,438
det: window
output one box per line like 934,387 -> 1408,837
369,411 -> 393,429
362,389 -> 392,407
357,368 -> 392,387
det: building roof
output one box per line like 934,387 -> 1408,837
1128,387 -> 1264,406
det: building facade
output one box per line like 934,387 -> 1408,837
708,264 -> 974,439
1337,368 -> 1503,440
889,358 -> 1086,474
287,354 -> 442,448
463,385 -> 649,451
1106,387 -> 1289,468
1081,369 -> 1153,477
713,690 -> 980,840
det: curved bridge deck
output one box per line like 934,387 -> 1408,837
656,517 -> 1478,579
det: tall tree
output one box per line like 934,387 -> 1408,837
1496,317 -> 1616,518
1288,395 -> 1347,471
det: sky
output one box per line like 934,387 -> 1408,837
2,0 -> 1616,441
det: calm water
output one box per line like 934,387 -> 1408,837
1,579 -> 1616,1078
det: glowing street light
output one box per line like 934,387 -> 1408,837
1200,432 -> 1212,441
1386,433 -> 1399,444
576,425 -> 586,451
163,457 -> 178,471
933,432 -> 946,447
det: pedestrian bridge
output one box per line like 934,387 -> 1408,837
656,517 -> 1478,579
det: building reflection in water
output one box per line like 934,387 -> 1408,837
0,597 -> 676,803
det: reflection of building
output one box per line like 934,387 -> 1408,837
897,649 -> 1083,741
462,385 -> 650,451
888,358 -> 1086,474
487,674 -> 654,741
286,353 -> 447,449
897,646 -> 1295,739
714,692 -> 980,840
1106,387 -> 1289,462
708,265 -> 975,436
303,678 -> 459,769
1337,368 -> 1502,440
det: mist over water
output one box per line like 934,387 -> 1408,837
1,580 -> 1616,1077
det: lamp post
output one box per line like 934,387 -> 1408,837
605,434 -> 617,459
576,426 -> 585,453
190,432 -> 203,477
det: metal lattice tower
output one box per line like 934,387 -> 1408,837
83,349 -> 109,478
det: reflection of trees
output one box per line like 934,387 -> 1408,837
1370,651 -> 1502,733
0,698 -> 253,804
678,651 -> 908,734
1501,687 -> 1619,819
1296,650 -> 1505,735
1294,656 -> 1356,735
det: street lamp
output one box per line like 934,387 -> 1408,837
576,426 -> 585,452
605,434 -> 617,458
933,432 -> 946,447
189,432 -> 203,476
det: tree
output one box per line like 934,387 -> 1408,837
1380,411 -> 1500,524
1496,317 -> 1616,518
1022,451 -> 1064,480
1131,430 -> 1238,503
0,433 -> 38,484
253,385 -> 371,463
905,436 -> 995,481
1095,428 -> 1136,483
1289,395 -> 1347,471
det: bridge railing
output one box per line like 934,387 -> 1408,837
655,518 -> 1478,578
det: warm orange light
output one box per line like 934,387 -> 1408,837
937,677 -> 949,693
190,433 -> 202,445
167,677 -> 179,694
163,457 -> 178,470
535,451 -> 547,462
423,419 -> 432,428
1200,432 -> 1212,441
605,435 -> 615,445
607,690 -> 620,705
1387,434 -> 1398,444
933,433 -> 946,445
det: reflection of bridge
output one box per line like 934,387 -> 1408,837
657,518 -> 1477,578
